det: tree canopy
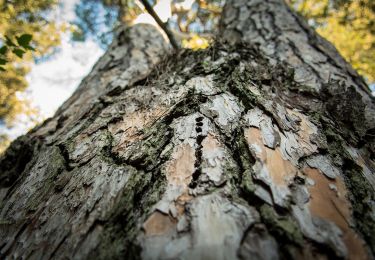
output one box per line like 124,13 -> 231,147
0,0 -> 65,126
0,0 -> 66,152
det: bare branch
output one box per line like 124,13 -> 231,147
139,0 -> 180,50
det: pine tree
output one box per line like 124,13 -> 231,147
0,0 -> 374,259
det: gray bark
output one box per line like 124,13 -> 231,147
1,0 -> 374,259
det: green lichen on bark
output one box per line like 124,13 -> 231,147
26,146 -> 66,212
260,205 -> 304,246
0,135 -> 41,188
231,129 -> 257,197
125,123 -> 172,170
91,165 -> 167,259
342,160 -> 375,252
225,65 -> 259,111
89,117 -> 176,258
317,113 -> 375,254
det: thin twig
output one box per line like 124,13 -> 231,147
139,0 -> 180,50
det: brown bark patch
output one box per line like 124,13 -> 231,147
290,110 -> 318,155
201,133 -> 226,184
202,133 -> 221,151
245,127 -> 266,161
143,211 -> 176,236
304,167 -> 368,260
175,193 -> 193,216
245,127 -> 298,186
266,148 -> 297,186
165,144 -> 195,189
110,108 -> 167,152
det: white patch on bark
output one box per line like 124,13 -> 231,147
140,193 -> 259,260
305,155 -> 340,179
201,93 -> 243,133
185,75 -> 218,96
200,133 -> 227,186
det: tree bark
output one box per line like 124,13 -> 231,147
1,0 -> 374,259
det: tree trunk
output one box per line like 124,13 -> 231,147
1,0 -> 374,259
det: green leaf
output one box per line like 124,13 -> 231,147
0,66 -> 5,71
24,45 -> 35,51
12,48 -> 25,58
0,46 -> 7,55
16,34 -> 32,48
0,58 -> 7,65
5,36 -> 16,47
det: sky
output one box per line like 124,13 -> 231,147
26,35 -> 103,119
27,0 -> 104,119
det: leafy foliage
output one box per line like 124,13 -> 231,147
182,34 -> 210,50
0,33 -> 34,71
0,0 -> 64,126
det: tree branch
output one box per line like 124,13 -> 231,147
139,0 -> 180,50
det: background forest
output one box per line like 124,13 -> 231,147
0,0 -> 374,153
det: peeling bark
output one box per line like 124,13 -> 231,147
1,1 -> 375,259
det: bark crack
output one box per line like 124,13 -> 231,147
189,116 -> 205,189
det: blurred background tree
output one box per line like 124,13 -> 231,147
288,0 -> 375,82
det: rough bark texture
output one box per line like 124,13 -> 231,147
1,0 -> 374,259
